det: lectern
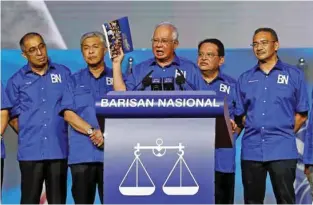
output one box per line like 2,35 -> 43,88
95,91 -> 233,204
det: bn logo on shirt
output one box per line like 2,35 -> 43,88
51,74 -> 62,83
220,83 -> 230,94
277,74 -> 289,85
175,69 -> 186,78
106,77 -> 113,85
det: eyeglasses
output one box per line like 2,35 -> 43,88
198,52 -> 219,59
151,38 -> 175,45
24,43 -> 46,55
250,40 -> 276,48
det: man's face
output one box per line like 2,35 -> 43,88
252,31 -> 279,61
152,25 -> 178,62
81,36 -> 107,67
22,35 -> 48,68
197,42 -> 224,72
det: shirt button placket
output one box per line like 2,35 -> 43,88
261,74 -> 269,160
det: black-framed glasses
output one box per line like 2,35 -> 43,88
24,43 -> 46,55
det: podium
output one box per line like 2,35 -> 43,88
95,91 -> 233,204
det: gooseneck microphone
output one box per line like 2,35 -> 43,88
163,77 -> 175,91
175,74 -> 185,91
132,70 -> 154,91
151,78 -> 162,90
175,68 -> 196,90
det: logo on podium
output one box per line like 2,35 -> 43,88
119,138 -> 199,196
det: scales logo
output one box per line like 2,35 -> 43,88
119,138 -> 199,196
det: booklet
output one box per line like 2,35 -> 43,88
102,16 -> 134,58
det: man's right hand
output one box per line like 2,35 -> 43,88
112,47 -> 124,65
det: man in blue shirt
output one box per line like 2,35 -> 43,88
235,28 -> 309,204
197,38 -> 237,204
304,90 -> 313,199
59,31 -> 109,204
1,82 -> 13,197
112,22 -> 204,91
5,32 -> 71,204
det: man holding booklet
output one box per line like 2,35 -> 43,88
111,21 -> 205,91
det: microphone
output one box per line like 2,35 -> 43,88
132,70 -> 154,91
163,77 -> 175,91
297,57 -> 308,71
127,57 -> 133,75
151,78 -> 163,91
140,75 -> 152,91
175,68 -> 196,90
175,74 -> 185,91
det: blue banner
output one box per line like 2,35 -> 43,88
96,91 -> 225,118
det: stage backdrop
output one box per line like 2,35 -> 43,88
1,48 -> 313,204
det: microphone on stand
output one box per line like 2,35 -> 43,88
297,57 -> 307,71
127,57 -> 133,75
132,70 -> 154,91
163,77 -> 175,91
175,68 -> 195,90
175,74 -> 185,91
151,78 -> 163,91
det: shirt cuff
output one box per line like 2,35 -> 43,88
59,104 -> 76,117
296,104 -> 309,113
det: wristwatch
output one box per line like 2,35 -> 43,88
87,127 -> 95,135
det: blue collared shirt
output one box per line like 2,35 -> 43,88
235,60 -> 309,161
125,55 -> 205,91
5,61 -> 71,161
1,82 -> 13,158
200,72 -> 237,173
304,90 -> 313,165
60,67 -> 113,165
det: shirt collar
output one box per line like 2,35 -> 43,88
86,64 -> 108,79
24,59 -> 56,74
253,58 -> 284,73
149,53 -> 181,67
205,71 -> 225,84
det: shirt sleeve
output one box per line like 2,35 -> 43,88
234,76 -> 246,116
5,77 -> 21,118
227,82 -> 236,120
1,83 -> 13,110
303,104 -> 313,165
59,77 -> 76,116
188,63 -> 204,90
295,70 -> 309,113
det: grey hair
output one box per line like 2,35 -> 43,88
80,31 -> 107,48
154,21 -> 179,41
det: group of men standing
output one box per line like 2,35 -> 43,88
0,21 -> 313,204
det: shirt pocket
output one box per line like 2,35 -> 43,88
73,87 -> 93,108
275,84 -> 294,102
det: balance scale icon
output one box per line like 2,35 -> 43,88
119,138 -> 199,196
